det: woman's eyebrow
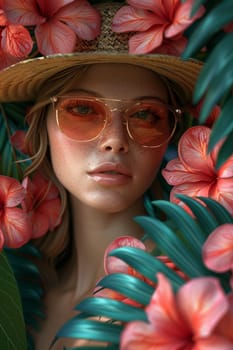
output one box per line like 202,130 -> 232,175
66,88 -> 102,97
65,89 -> 167,103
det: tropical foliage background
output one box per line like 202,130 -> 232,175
0,0 -> 233,349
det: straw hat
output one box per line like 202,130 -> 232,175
0,1 -> 203,103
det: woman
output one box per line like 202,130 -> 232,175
0,1 -> 203,349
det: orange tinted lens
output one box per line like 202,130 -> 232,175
57,97 -> 106,141
127,102 -> 175,146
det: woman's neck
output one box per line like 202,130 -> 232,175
57,195 -> 147,302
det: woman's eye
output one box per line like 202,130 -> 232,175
63,101 -> 96,116
132,109 -> 161,122
75,104 -> 93,115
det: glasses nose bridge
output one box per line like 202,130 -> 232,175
106,101 -> 128,125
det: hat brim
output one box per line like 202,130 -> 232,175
0,52 -> 203,102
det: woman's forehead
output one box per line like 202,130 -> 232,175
65,63 -> 169,100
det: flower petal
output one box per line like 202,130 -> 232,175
196,335 -> 233,350
35,19 -> 76,55
147,273 -> 188,337
121,274 -> 190,349
214,178 -> 233,216
3,0 -> 45,25
215,294 -> 233,342
177,277 -> 229,338
169,182 -> 212,203
104,236 -> 145,274
121,321 -> 160,350
218,156 -> 233,178
165,0 -> 205,38
0,9 -> 7,26
26,196 -> 60,239
0,229 -> 5,250
162,158 -> 211,186
152,35 -> 187,56
2,24 -> 32,57
3,207 -> 32,248
127,0 -> 164,13
203,224 -> 233,272
36,0 -> 74,17
0,48 -> 21,70
112,5 -> 163,33
0,175 -> 25,208
178,126 -> 214,176
129,25 -> 165,54
30,210 -> 49,239
56,0 -> 101,40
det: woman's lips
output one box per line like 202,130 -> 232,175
87,163 -> 132,186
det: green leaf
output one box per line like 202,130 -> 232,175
96,273 -> 153,306
152,200 -> 206,250
76,297 -> 147,322
193,33 -> 233,106
6,245 -> 44,346
216,129 -> 233,168
175,195 -> 218,234
56,319 -> 122,343
198,60 -> 233,120
189,0 -> 208,16
109,247 -> 185,290
208,96 -> 233,151
134,216 -> 209,278
65,345 -> 118,350
0,251 -> 27,350
183,0 -> 233,58
198,197 -> 233,224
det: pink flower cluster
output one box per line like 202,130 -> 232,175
0,0 -> 101,70
112,0 -> 205,55
0,173 -> 61,250
0,0 -> 207,69
162,126 -> 233,216
99,232 -> 233,349
95,236 -> 187,307
121,274 -> 233,349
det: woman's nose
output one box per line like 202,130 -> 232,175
98,112 -> 129,153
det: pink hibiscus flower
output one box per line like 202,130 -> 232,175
112,0 -> 205,54
120,273 -> 233,350
22,173 -> 61,239
0,4 -> 33,69
162,126 -> 233,215
3,0 -> 101,55
0,175 -> 32,249
95,236 -> 187,306
94,236 -> 152,307
203,224 -> 233,288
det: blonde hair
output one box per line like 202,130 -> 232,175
25,65 -> 89,268
24,63 -> 189,269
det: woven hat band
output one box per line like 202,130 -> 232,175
76,2 -> 130,52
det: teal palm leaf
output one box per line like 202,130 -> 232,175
6,244 -> 44,350
183,0 -> 233,167
53,197 -> 232,348
0,102 -> 30,179
0,251 -> 27,350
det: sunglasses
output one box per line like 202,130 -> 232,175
51,95 -> 182,148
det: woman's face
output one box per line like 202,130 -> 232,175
46,63 -> 170,212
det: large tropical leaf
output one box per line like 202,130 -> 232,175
53,197 -> 232,348
0,251 -> 27,350
6,244 -> 44,350
0,102 -> 29,179
183,0 -> 233,166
